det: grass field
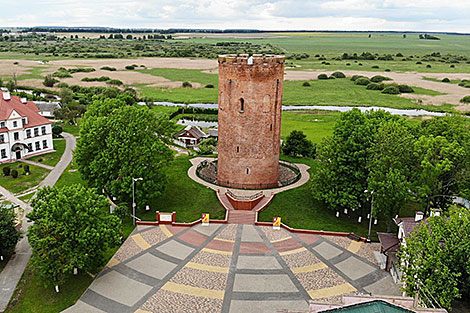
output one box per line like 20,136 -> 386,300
0,162 -> 49,194
27,139 -> 66,167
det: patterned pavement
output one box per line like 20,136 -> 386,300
63,224 -> 400,313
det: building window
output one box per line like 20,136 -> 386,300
13,121 -> 17,128
41,126 -> 46,135
236,146 -> 239,153
0,134 -> 4,144
35,142 -> 40,151
22,118 -> 26,126
239,98 -> 245,112
1,149 -> 6,158
0,122 -> 4,128
34,128 -> 39,136
246,168 -> 250,174
26,129 -> 31,138
14,132 -> 19,141
42,140 -> 48,149
27,143 -> 32,152
270,124 -> 273,132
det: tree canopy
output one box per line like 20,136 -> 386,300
0,205 -> 21,258
282,130 -> 315,158
27,185 -> 121,286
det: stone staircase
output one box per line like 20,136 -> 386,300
218,190 -> 274,224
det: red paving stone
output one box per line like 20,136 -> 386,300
205,239 -> 235,252
272,238 -> 303,252
297,233 -> 320,245
166,225 -> 186,235
239,242 -> 271,254
177,230 -> 208,247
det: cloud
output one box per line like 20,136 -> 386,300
0,0 -> 469,32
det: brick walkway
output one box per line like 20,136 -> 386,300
63,224 -> 400,313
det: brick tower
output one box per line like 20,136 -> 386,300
217,54 -> 285,189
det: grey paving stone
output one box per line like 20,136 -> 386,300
312,241 -> 343,260
155,240 -> 194,260
237,255 -> 282,270
126,253 -> 177,279
364,275 -> 401,296
233,274 -> 298,293
229,299 -> 308,313
193,223 -> 221,236
62,300 -> 106,313
241,225 -> 263,242
335,256 -> 376,281
88,270 -> 152,307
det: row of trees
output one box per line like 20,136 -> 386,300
312,109 -> 470,230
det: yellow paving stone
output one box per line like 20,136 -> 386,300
347,240 -> 362,254
106,257 -> 120,268
291,262 -> 327,274
271,237 -> 291,243
135,309 -> 152,313
279,247 -> 307,256
307,283 -> 356,299
160,224 -> 173,238
202,248 -> 233,255
132,234 -> 151,250
214,238 -> 235,243
162,281 -> 225,299
185,262 -> 229,273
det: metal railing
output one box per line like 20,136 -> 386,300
226,189 -> 263,201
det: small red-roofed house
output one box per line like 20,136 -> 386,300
0,91 -> 53,163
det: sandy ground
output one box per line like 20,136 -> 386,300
285,70 -> 470,110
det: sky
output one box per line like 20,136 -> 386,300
0,0 -> 469,33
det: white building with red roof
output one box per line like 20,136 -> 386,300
0,91 -> 53,163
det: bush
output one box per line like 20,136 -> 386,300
182,81 -> 192,88
416,61 -> 422,64
56,82 -> 69,88
382,86 -> 401,94
317,74 -> 328,80
385,69 -> 391,72
125,65 -> 135,70
107,79 -> 123,86
43,75 -> 58,87
355,78 -> 371,86
302,81 -> 311,87
53,71 -> 72,78
2,166 -> 10,176
358,63 -> 363,66
366,83 -> 384,90
24,165 -> 30,174
328,76 -> 336,79
346,63 -> 351,66
426,64 -> 432,68
331,71 -> 346,78
442,78 -> 450,83
101,66 -> 117,71
205,84 -> 214,88
350,75 -> 364,81
371,65 -> 379,69
398,84 -> 414,93
11,169 -> 18,178
450,65 -> 455,68
370,75 -> 392,83
460,96 -> 470,103
52,124 -> 63,137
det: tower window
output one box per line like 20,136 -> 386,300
239,98 -> 244,112
246,168 -> 250,174
236,146 -> 239,153
270,124 -> 273,131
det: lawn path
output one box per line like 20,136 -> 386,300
0,132 -> 76,313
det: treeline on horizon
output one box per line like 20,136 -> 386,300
6,27 -> 469,36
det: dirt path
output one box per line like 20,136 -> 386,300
285,70 -> 470,111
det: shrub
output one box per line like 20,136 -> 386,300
38,158 -> 43,162
426,64 -> 432,68
317,74 -> 328,80
370,75 -> 392,83
355,78 -> 371,86
382,86 -> 401,94
56,82 -> 69,88
385,69 -> 391,72
398,84 -> 414,93
53,71 -> 72,78
450,65 -> 455,68
366,83 -> 384,90
302,81 -> 311,87
416,61 -> 422,64
11,169 -> 18,178
324,62 -> 330,65
43,75 -> 58,87
182,81 -> 192,88
350,75 -> 364,81
205,84 -> 214,88
2,166 -> 10,176
125,65 -> 135,70
396,53 -> 404,57
358,63 -> 363,66
331,71 -> 346,78
107,79 -> 123,86
328,76 -> 336,79
346,63 -> 351,66
460,96 -> 470,103
371,65 -> 379,69
52,124 -> 63,137
101,66 -> 117,71
442,78 -> 450,83
24,165 -> 30,174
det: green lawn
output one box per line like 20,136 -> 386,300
27,139 -> 66,167
60,123 -> 80,137
18,192 -> 35,203
54,159 -> 86,188
281,111 -> 339,143
0,163 -> 49,194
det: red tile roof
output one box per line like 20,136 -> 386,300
0,92 -> 51,128
393,217 -> 428,238
377,233 -> 400,253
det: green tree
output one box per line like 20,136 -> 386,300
27,185 -> 121,286
43,74 -> 58,87
59,87 -> 73,105
6,79 -> 15,92
198,138 -> 217,155
282,130 -> 315,158
75,99 -> 174,206
0,205 -> 21,259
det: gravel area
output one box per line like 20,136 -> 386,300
140,227 -> 169,246
215,224 -> 238,241
141,289 -> 223,313
282,250 -> 321,268
192,250 -> 232,267
260,226 -> 292,241
321,236 -> 351,250
113,237 -> 142,262
170,267 -> 228,290
296,268 -> 346,291
356,242 -> 381,266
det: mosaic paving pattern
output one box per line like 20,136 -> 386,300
63,224 -> 400,313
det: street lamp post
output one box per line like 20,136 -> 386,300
132,177 -> 143,225
364,189 -> 374,243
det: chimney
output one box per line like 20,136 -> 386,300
2,92 -> 11,100
21,98 -> 27,104
430,209 -> 441,217
415,211 -> 424,222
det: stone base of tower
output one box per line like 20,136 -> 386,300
216,179 -> 279,190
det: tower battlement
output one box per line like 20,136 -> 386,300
218,54 -> 285,66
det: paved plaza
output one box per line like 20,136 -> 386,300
63,224 -> 400,313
